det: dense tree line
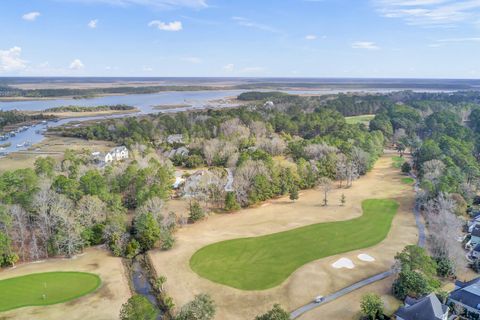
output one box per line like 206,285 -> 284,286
0,110 -> 54,131
0,85 -> 220,98
371,94 -> 480,276
43,104 -> 135,113
0,151 -> 174,267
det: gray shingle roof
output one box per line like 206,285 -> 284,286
450,278 -> 480,311
472,226 -> 480,237
395,293 -> 448,320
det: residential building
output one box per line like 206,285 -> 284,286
92,146 -> 129,164
448,277 -> 480,319
105,146 -> 129,163
395,293 -> 448,320
467,226 -> 480,249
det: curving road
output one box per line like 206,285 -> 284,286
290,172 -> 425,319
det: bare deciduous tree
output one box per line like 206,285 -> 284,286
219,118 -> 250,142
203,139 -> 237,166
424,193 -> 465,273
257,135 -> 287,156
305,143 -> 338,161
233,160 -> 269,206
249,121 -> 268,138
76,195 -> 107,228
317,177 -> 333,206
9,205 -> 29,261
136,196 -> 164,224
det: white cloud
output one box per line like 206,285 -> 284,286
143,66 -> 153,72
88,19 -> 98,28
22,12 -> 41,21
352,41 -> 380,50
69,59 -> 85,70
148,20 -> 183,31
223,63 -> 234,72
373,0 -> 480,27
58,0 -> 207,9
0,47 -> 27,72
305,34 -> 317,40
232,17 -> 280,33
240,66 -> 265,74
182,56 -> 202,63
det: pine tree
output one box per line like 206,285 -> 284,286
289,185 -> 299,202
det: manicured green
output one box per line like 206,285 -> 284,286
345,114 -> 375,125
190,199 -> 399,290
0,272 -> 101,312
401,177 -> 415,185
392,156 -> 405,169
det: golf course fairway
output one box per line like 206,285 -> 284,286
190,199 -> 399,290
0,271 -> 101,312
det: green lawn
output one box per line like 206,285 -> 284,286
0,272 -> 101,312
190,199 -> 399,290
392,156 -> 405,169
401,177 -> 415,185
345,114 -> 375,125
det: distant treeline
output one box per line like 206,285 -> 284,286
0,111 -> 54,131
0,85 -> 221,98
237,91 -> 289,101
238,90 -> 480,117
43,104 -> 136,113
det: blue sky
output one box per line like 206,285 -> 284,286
1,0 -> 480,78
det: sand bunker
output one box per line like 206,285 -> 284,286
357,254 -> 375,262
332,258 -> 355,269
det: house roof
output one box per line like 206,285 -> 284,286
473,226 -> 480,238
450,277 -> 480,310
474,244 -> 480,252
395,293 -> 448,320
110,146 -> 127,153
455,277 -> 480,289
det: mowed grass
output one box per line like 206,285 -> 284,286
345,114 -> 375,126
392,156 -> 405,169
401,177 -> 415,185
0,272 -> 101,312
190,199 -> 399,290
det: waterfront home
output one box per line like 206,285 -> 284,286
104,146 -> 129,163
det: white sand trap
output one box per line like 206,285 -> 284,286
332,258 -> 355,269
358,254 -> 375,262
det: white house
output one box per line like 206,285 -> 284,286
104,146 -> 129,163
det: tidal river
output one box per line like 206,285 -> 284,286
0,90 -> 244,155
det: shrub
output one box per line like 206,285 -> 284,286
401,161 -> 412,173
435,256 -> 456,278
185,155 -> 204,168
360,293 -> 384,320
119,295 -> 158,320
255,304 -> 290,320
189,201 -> 205,223
224,192 -> 240,211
